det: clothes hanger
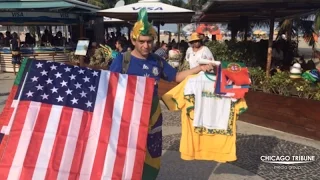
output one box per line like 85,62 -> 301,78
197,59 -> 220,75
205,65 -> 218,75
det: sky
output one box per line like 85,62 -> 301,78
161,24 -> 180,32
162,0 -> 192,32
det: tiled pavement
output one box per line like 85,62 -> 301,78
161,133 -> 320,180
160,103 -> 320,180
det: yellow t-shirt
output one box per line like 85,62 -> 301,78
162,74 -> 247,162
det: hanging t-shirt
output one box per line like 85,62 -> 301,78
162,75 -> 247,162
184,72 -> 232,130
185,46 -> 214,69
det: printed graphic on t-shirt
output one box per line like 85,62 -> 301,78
184,94 -> 234,136
184,72 -> 232,131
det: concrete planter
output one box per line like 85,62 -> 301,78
240,91 -> 320,140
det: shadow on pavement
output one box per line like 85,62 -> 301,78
159,134 -> 216,180
231,134 -> 320,180
160,133 -> 320,179
159,133 -> 260,180
230,134 -> 280,174
159,149 -> 218,180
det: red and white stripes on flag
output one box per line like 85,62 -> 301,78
0,71 -> 154,180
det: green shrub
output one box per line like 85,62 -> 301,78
248,67 -> 266,91
249,67 -> 320,101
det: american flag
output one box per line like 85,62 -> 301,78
0,59 -> 155,180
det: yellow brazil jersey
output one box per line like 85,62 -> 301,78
161,74 -> 247,162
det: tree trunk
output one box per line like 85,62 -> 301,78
286,21 -> 293,42
231,29 -> 238,42
266,17 -> 275,77
244,25 -> 248,41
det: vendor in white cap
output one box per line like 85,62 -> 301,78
185,32 -> 215,69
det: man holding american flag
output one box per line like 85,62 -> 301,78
0,55 -> 158,179
109,8 -> 215,180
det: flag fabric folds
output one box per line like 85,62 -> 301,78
0,59 -> 155,180
214,61 -> 251,99
220,61 -> 251,86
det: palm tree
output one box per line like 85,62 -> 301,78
82,0 -> 117,8
124,0 -> 138,5
276,12 -> 320,47
161,0 -> 172,4
186,0 -> 208,10
86,0 -> 105,8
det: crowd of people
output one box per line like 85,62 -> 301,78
0,31 -> 22,74
0,29 -> 69,74
0,29 -> 67,48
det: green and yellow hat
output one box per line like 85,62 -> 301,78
131,8 -> 157,40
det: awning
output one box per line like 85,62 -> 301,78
0,0 -> 100,25
195,0 -> 320,22
0,1 -> 72,9
0,0 -> 100,12
0,12 -> 79,25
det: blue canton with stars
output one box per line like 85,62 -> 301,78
20,60 -> 101,112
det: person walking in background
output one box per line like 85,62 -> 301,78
0,33 -> 5,47
168,43 -> 182,68
10,32 -> 21,75
271,42 -> 284,70
41,29 -> 53,46
153,41 -> 160,52
154,42 -> 168,60
4,31 -> 12,47
25,33 -> 36,47
115,38 -> 126,53
185,32 -> 215,69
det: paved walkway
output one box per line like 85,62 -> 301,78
159,102 -> 320,180
1,72 -> 319,180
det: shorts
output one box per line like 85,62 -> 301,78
12,55 -> 21,65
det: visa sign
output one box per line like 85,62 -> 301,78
132,7 -> 163,11
60,13 -> 69,18
12,12 -> 24,17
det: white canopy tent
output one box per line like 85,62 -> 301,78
98,0 -> 194,23
103,0 -> 125,23
99,0 -> 194,42
103,17 -> 124,23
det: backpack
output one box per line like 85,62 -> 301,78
122,51 -> 164,76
